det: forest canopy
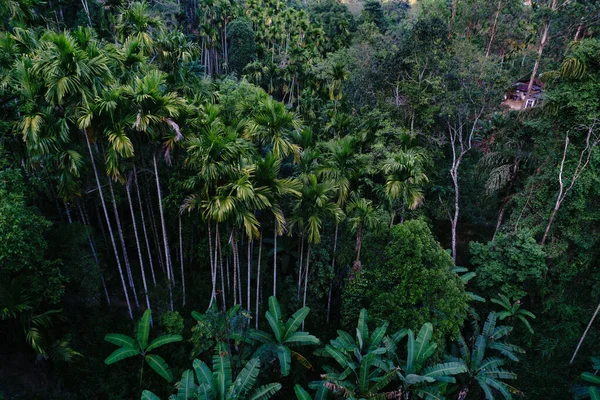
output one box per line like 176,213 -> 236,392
1,0 -> 600,399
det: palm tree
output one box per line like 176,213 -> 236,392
290,174 -> 343,315
104,309 -> 182,382
346,195 -> 380,266
381,148 -> 429,226
253,153 -> 301,317
249,296 -> 319,376
450,312 -> 523,399
117,1 -> 164,51
142,343 -> 281,400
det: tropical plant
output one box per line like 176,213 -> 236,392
294,384 -> 330,400
141,342 -> 282,400
318,309 -> 398,398
449,312 -> 523,399
249,296 -> 319,376
491,294 -> 536,334
104,309 -> 182,382
574,357 -> 600,399
346,194 -> 381,265
384,322 -> 467,399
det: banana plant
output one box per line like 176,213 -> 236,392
491,294 -> 536,334
385,322 -> 468,399
575,357 -> 600,399
294,383 -> 329,400
449,312 -> 523,400
318,308 -> 399,398
249,296 -> 319,376
104,309 -> 182,382
141,342 -> 282,400
452,267 -> 485,303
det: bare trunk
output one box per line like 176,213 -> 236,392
297,235 -> 304,300
218,224 -> 226,310
451,171 -> 459,263
84,129 -> 132,320
126,175 -> 151,313
302,243 -> 311,331
108,178 -> 140,308
570,301 -> 600,364
355,225 -> 362,262
255,232 -> 263,328
134,167 -> 156,286
153,153 -> 173,311
247,239 -> 251,311
145,184 -> 166,276
208,221 -> 216,308
327,224 -> 339,324
521,0 -> 557,111
179,215 -> 186,306
273,226 -> 278,298
485,0 -> 502,57
492,202 -> 506,241
232,231 -> 238,305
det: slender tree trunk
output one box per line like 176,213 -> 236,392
145,185 -> 166,276
84,128 -> 133,320
108,178 -> 140,309
153,153 -> 174,311
273,226 -> 278,298
232,231 -> 238,305
237,236 -> 243,306
208,221 -> 216,308
126,175 -> 151,313
64,202 -> 73,223
218,224 -> 226,310
77,201 -> 111,308
297,235 -> 304,300
134,167 -> 156,286
247,239 -> 252,312
492,202 -> 506,241
302,243 -> 311,331
327,224 -> 338,324
355,225 -> 362,262
179,215 -> 186,306
570,301 -> 600,364
485,0 -> 503,57
521,0 -> 558,111
451,170 -> 460,263
255,232 -> 263,328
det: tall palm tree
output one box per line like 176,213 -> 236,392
381,148 -> 429,226
346,195 -> 380,266
290,174 -> 343,317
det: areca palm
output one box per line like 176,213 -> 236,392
381,148 -> 429,225
346,195 -> 380,266
142,343 -> 282,400
249,296 -> 319,376
247,96 -> 302,161
117,1 -> 164,50
290,174 -> 343,312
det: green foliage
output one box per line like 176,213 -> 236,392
227,18 -> 256,75
249,296 -> 319,376
342,219 -> 468,341
470,232 -> 547,299
491,294 -> 536,334
104,309 -> 182,382
575,357 -> 600,399
190,304 -> 251,357
160,311 -> 184,335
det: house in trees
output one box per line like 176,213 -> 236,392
502,80 -> 543,110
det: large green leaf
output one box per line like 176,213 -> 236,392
177,370 -> 196,400
276,345 -> 292,376
368,322 -> 388,351
250,383 -> 282,400
141,390 -> 161,400
293,384 -> 312,400
146,354 -> 174,382
197,383 -> 213,400
414,323 -> 436,366
230,358 -> 260,399
357,309 -> 369,346
249,329 -> 274,344
283,307 -> 310,340
590,386 -> 600,400
582,372 -> 600,385
325,344 -> 350,369
213,343 -> 232,399
146,334 -> 183,352
284,331 -> 319,345
104,347 -> 139,365
421,362 -> 467,380
358,352 -> 375,392
404,374 -> 435,385
138,309 -> 152,350
193,359 -> 216,394
268,296 -> 281,321
104,333 -> 136,349
265,311 -> 283,343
